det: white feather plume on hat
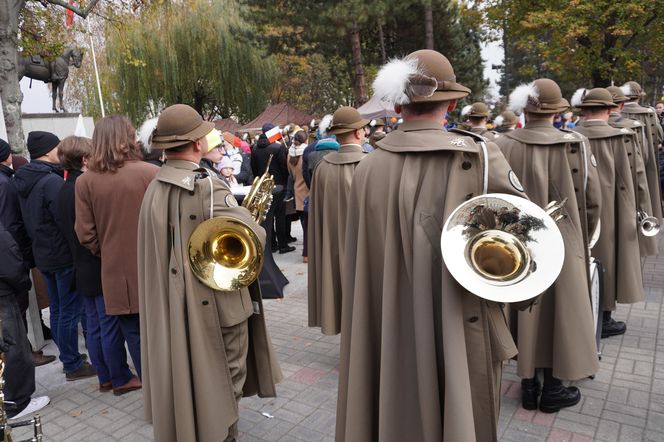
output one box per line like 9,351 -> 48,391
138,117 -> 159,153
372,57 -> 420,105
461,105 -> 473,117
318,114 -> 333,136
620,83 -> 633,97
494,115 -> 504,127
571,88 -> 587,108
508,82 -> 538,114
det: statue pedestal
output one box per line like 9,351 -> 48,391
22,112 -> 94,139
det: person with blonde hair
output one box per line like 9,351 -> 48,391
75,116 -> 158,386
58,136 -> 141,395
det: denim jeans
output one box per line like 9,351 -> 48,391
83,295 -> 134,388
41,267 -> 83,373
117,314 -> 141,379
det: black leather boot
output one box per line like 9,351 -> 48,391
540,369 -> 580,413
602,313 -> 626,338
521,377 -> 540,410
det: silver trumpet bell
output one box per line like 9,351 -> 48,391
441,193 -> 566,303
638,210 -> 660,237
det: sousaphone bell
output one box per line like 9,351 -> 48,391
441,193 -> 566,303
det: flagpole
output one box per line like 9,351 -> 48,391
87,18 -> 105,118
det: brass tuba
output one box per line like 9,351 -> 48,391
638,210 -> 660,237
188,156 -> 275,291
441,193 -> 566,303
0,322 -> 43,442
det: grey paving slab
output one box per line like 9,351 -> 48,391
11,225 -> 664,440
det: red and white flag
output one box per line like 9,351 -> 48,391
66,0 -> 75,27
265,126 -> 283,144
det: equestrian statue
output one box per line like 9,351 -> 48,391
17,45 -> 84,113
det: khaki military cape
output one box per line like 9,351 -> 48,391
137,160 -> 282,442
469,125 -> 500,141
337,121 -> 527,442
609,112 -> 658,256
496,120 -> 600,380
622,102 -> 663,220
574,120 -> 644,311
308,144 -> 365,335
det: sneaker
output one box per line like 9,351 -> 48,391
65,361 -> 97,381
8,396 -> 50,421
601,317 -> 626,338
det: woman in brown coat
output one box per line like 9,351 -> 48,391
75,116 -> 159,379
287,130 -> 310,261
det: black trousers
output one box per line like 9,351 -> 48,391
0,293 -> 35,414
272,190 -> 289,249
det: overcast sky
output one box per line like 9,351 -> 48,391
21,41 -> 505,115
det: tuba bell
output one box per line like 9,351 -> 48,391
188,156 -> 275,291
441,193 -> 566,303
638,210 -> 660,237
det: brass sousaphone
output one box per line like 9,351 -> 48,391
188,156 -> 275,291
441,193 -> 566,303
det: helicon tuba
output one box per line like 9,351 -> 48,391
188,155 -> 275,291
0,322 -> 43,442
441,193 -> 566,303
638,210 -> 660,237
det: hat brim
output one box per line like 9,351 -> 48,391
468,113 -> 490,118
575,101 -> 619,109
327,118 -> 371,135
152,121 -> 216,150
525,98 -> 570,115
411,82 -> 471,103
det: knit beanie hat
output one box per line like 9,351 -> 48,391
27,131 -> 60,160
0,139 -> 10,162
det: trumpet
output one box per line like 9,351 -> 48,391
188,156 -> 275,291
638,210 -> 660,237
441,194 -> 566,303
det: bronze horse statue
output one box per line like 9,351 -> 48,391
17,46 -> 84,113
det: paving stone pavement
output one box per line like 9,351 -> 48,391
12,226 -> 664,441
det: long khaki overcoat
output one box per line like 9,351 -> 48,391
137,160 -> 282,442
622,102 -> 663,219
574,120 -> 644,310
337,121 -> 528,442
75,160 -> 158,315
496,120 -> 600,380
308,144 -> 365,335
609,112 -> 658,256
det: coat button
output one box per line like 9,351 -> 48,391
620,186 -> 626,190
171,268 -> 177,275
189,214 -> 197,220
202,300 -> 209,306
189,190 -> 195,196
628,152 -> 632,156
574,187 -> 579,192
468,316 -> 479,323
462,160 -> 472,170
570,149 -> 577,154
572,168 -> 579,173
465,193 -> 474,200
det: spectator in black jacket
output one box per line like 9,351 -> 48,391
0,220 -> 50,420
251,124 -> 294,253
56,136 -> 141,395
13,131 -> 95,381
0,139 -> 56,367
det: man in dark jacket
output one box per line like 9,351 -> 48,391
251,124 -> 294,253
0,139 -> 55,367
0,220 -> 50,420
13,131 -> 95,381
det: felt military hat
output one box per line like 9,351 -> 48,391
572,88 -> 618,109
606,86 -> 630,104
369,118 -> 385,127
373,49 -> 470,105
508,78 -> 569,115
500,110 -> 519,125
621,81 -> 646,99
467,102 -> 491,118
151,104 -> 215,149
327,107 -> 370,135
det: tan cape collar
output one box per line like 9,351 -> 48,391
505,120 -> 583,145
157,159 -> 208,191
575,119 -> 632,139
623,102 -> 654,114
322,144 -> 366,165
376,120 -> 480,153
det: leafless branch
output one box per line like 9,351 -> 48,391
45,0 -> 100,18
